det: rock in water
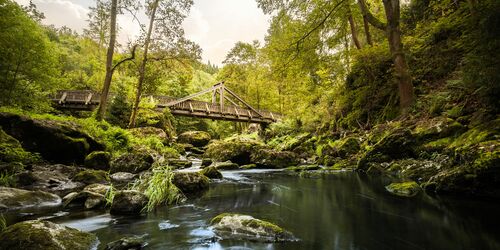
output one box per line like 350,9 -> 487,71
172,172 -> 209,195
0,220 -> 98,250
84,151 -> 111,170
213,161 -> 239,170
250,149 -> 300,169
110,190 -> 148,215
105,235 -> 147,250
199,166 -> 223,179
110,150 -> 154,174
72,169 -> 109,184
110,172 -> 137,184
178,131 -> 211,147
385,181 -> 421,197
0,187 -> 61,211
210,213 -> 296,242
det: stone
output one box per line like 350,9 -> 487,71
0,220 -> 98,250
84,151 -> 111,170
129,126 -> 168,141
286,165 -> 321,172
204,139 -> 262,165
0,187 -> 61,211
0,128 -> 39,165
385,182 -> 421,197
0,112 -> 104,164
250,149 -> 300,169
83,183 -> 111,195
73,169 -> 109,184
172,172 -> 209,195
200,166 -> 223,179
105,235 -> 147,250
201,158 -> 213,167
110,172 -> 137,184
214,161 -> 239,170
177,131 -> 211,147
17,164 -> 85,197
189,147 -> 205,155
110,150 -> 154,174
62,188 -> 107,210
110,190 -> 148,215
165,158 -> 192,169
210,213 -> 296,242
239,164 -> 257,170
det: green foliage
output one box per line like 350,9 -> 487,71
0,214 -> 6,232
0,173 -> 16,187
104,184 -> 116,207
134,164 -> 184,212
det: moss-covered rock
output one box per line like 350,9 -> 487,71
178,131 -> 211,147
172,172 -> 209,195
62,190 -> 106,210
250,149 -> 300,169
240,164 -> 257,170
110,149 -> 154,174
0,187 -> 61,211
72,169 -> 109,185
0,112 -> 104,164
286,165 -> 321,172
110,190 -> 149,215
199,166 -> 223,179
0,128 -> 40,167
84,151 -> 111,170
210,213 -> 295,242
110,172 -> 137,185
204,139 -> 263,165
385,182 -> 421,197
129,126 -> 168,141
201,158 -> 213,167
214,161 -> 239,170
358,129 -> 415,170
105,235 -> 147,250
413,117 -> 465,143
0,220 -> 98,250
165,158 -> 192,170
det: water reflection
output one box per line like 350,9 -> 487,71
50,172 -> 500,250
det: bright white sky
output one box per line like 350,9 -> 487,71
14,0 -> 270,65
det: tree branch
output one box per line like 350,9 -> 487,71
358,0 -> 387,30
111,44 -> 137,72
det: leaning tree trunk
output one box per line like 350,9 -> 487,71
348,14 -> 362,49
362,16 -> 373,45
128,0 -> 159,128
96,0 -> 118,121
382,0 -> 413,112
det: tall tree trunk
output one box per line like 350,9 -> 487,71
348,14 -> 362,49
128,0 -> 159,128
382,0 -> 413,112
362,16 -> 373,45
96,0 -> 117,121
358,0 -> 414,112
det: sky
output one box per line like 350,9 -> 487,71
14,0 -> 270,65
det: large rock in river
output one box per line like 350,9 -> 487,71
177,131 -> 211,147
204,139 -> 263,165
0,187 -> 61,211
0,220 -> 98,250
0,112 -> 104,164
110,150 -> 154,174
84,151 -> 111,170
172,172 -> 209,195
250,149 -> 300,169
110,190 -> 149,215
210,213 -> 296,242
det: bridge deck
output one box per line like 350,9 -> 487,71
51,90 -> 281,123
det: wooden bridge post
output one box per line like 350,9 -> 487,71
220,82 -> 224,114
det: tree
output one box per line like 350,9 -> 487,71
83,0 -> 110,49
358,0 -> 414,111
128,0 -> 198,128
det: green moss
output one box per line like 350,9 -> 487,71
285,165 -> 320,172
0,128 -> 40,166
240,164 -> 257,169
73,169 -> 109,184
210,213 -> 234,224
241,218 -> 284,234
385,181 -> 421,197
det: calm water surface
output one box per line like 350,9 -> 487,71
19,169 -> 500,250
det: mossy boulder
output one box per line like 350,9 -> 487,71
213,161 -> 239,170
172,172 -> 209,195
105,235 -> 147,250
110,150 -> 154,174
413,117 -> 465,143
63,190 -> 106,210
286,165 -> 321,172
0,220 -> 98,250
199,166 -> 223,179
204,139 -> 263,165
0,128 -> 40,167
178,131 -> 211,147
210,213 -> 295,242
201,158 -> 213,167
110,172 -> 137,185
323,137 -> 361,158
240,164 -> 257,170
84,151 -> 111,170
358,129 -> 415,170
385,182 -> 421,197
165,158 -> 192,169
250,149 -> 300,169
0,112 -> 104,164
110,190 -> 149,215
129,126 -> 168,141
72,169 -> 109,184
0,187 -> 61,211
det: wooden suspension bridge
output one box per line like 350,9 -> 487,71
51,82 -> 282,124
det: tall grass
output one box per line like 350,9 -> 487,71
104,184 -> 116,207
0,214 -> 6,232
133,164 -> 185,212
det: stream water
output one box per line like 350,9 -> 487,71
7,162 -> 500,250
